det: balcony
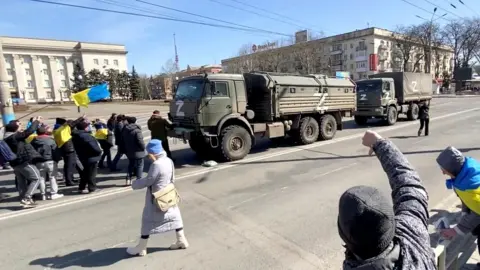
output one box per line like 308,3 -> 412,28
331,49 -> 343,55
330,60 -> 343,66
355,55 -> 368,62
356,46 -> 367,52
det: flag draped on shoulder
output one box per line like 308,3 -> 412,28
53,124 -> 72,148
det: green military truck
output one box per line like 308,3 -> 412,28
167,72 -> 356,161
354,72 -> 432,126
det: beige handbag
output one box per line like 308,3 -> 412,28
151,161 -> 180,212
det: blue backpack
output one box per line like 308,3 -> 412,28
0,140 -> 17,163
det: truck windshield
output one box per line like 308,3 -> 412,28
356,81 -> 382,92
175,79 -> 205,100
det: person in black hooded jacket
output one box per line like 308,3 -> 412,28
111,114 -> 125,172
54,117 -> 84,186
337,130 -> 435,270
122,116 -> 145,185
4,117 -> 43,207
71,121 -> 102,193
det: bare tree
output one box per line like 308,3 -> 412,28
291,41 -> 324,74
442,18 -> 480,70
161,58 -> 178,75
391,25 -> 423,72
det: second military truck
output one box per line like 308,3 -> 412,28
354,72 -> 432,126
168,72 -> 356,161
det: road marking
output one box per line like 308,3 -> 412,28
313,163 -> 357,179
0,107 -> 477,222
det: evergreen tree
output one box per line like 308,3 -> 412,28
71,62 -> 87,92
86,69 -> 105,86
129,65 -> 141,101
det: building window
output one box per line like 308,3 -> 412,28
59,69 -> 64,76
350,53 -> 353,60
61,80 -> 67,87
350,43 -> 353,49
113,60 -> 118,66
41,58 -> 47,64
44,80 -> 51,87
62,92 -> 68,98
46,91 -> 52,99
43,69 -> 48,75
28,92 -> 35,100
7,69 -> 13,76
94,59 -> 99,65
27,80 -> 33,88
25,69 -> 31,76
350,64 -> 354,69
332,44 -> 342,51
8,80 -> 14,88
104,59 -> 109,65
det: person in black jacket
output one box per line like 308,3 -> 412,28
418,101 -> 430,136
72,121 -> 102,193
4,117 -> 44,207
107,113 -> 117,132
54,117 -> 84,186
111,114 -> 125,172
94,120 -> 114,169
122,116 -> 145,186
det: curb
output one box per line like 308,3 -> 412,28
433,95 -> 480,98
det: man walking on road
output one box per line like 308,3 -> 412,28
111,114 -> 125,172
337,130 -> 435,269
418,101 -> 430,136
147,110 -> 173,159
123,116 -> 146,186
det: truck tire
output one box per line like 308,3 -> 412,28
189,136 -> 214,160
386,106 -> 398,126
407,103 -> 419,121
296,116 -> 320,145
220,125 -> 252,161
354,116 -> 368,126
319,114 -> 337,140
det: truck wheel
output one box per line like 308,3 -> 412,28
296,116 -> 320,145
220,125 -> 252,161
386,106 -> 398,126
189,136 -> 213,160
354,116 -> 368,126
319,114 -> 337,140
407,103 -> 419,121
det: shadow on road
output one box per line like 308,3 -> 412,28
29,247 -> 169,268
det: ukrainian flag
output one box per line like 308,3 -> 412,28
71,83 -> 110,107
447,157 -> 480,215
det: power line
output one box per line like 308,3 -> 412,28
208,0 -> 326,35
398,0 -> 451,21
24,0 -> 292,37
421,0 -> 462,18
135,0 -> 280,36
456,0 -> 480,17
93,0 -> 177,19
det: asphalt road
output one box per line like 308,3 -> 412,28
0,97 -> 479,270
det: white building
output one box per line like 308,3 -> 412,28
1,36 -> 128,103
222,27 -> 454,80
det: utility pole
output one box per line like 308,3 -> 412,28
0,40 -> 15,125
428,8 -> 437,76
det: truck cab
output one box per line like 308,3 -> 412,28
355,78 -> 396,115
168,74 -> 249,157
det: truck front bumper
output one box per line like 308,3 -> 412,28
167,127 -> 195,142
354,107 -> 385,117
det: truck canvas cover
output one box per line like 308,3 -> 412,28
368,72 -> 432,103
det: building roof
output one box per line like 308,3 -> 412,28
0,36 -> 127,54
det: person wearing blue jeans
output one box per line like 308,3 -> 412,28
122,116 -> 146,186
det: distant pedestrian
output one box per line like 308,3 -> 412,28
436,146 -> 480,262
337,130 -> 435,269
111,114 -> 126,172
94,120 -> 114,169
31,126 -> 64,200
418,101 -> 430,136
107,113 -> 117,132
71,121 -> 102,193
122,116 -> 145,186
4,117 -> 44,207
147,110 -> 173,160
127,139 -> 188,257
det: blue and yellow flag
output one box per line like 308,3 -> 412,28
447,157 -> 480,215
71,83 -> 110,107
53,125 -> 72,148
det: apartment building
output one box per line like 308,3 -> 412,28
221,27 -> 454,80
1,36 -> 128,103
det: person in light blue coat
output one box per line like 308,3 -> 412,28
127,139 -> 188,257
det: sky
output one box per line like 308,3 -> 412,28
1,0 -> 480,75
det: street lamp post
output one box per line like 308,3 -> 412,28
77,75 -> 83,113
